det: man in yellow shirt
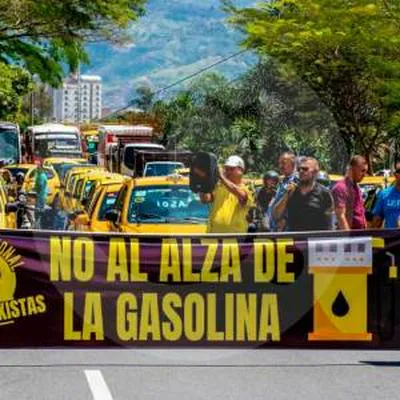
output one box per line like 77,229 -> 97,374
200,155 -> 254,233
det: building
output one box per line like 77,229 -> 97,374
52,74 -> 102,123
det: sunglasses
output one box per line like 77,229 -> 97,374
299,166 -> 310,172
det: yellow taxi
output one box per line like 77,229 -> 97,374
328,174 -> 343,184
62,166 -> 104,210
71,175 -> 128,232
359,175 -> 394,190
67,169 -> 107,211
43,157 -> 87,166
106,174 -> 209,234
43,157 -> 88,178
328,174 -> 394,188
70,171 -> 125,212
5,164 -> 60,204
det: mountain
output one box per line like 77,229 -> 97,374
83,0 -> 256,110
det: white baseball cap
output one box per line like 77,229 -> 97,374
224,155 -> 245,170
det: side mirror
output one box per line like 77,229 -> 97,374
105,209 -> 119,224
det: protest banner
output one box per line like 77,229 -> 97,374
0,229 -> 399,348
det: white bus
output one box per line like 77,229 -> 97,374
25,123 -> 83,163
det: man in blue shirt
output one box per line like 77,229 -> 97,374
269,152 -> 299,231
34,161 -> 48,229
372,163 -> 400,229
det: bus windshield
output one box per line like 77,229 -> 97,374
34,133 -> 82,157
0,128 -> 19,163
35,138 -> 80,150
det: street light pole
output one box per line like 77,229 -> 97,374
77,62 -> 81,127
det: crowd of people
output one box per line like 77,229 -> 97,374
201,152 -> 400,234
1,151 -> 399,234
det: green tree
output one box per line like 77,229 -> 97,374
225,0 -> 400,169
0,63 -> 32,121
151,63 -> 345,173
132,84 -> 155,113
0,0 -> 146,86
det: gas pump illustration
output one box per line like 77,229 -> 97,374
308,237 -> 376,341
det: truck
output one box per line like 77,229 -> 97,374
116,142 -> 166,175
130,150 -> 193,177
0,122 -> 21,166
97,125 -> 158,171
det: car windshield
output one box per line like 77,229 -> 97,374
98,191 -> 119,220
128,185 -> 209,223
56,164 -> 92,180
144,162 -> 185,177
0,129 -> 19,162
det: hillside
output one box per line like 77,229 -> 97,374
84,0 -> 255,109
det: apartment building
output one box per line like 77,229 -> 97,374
52,74 -> 102,123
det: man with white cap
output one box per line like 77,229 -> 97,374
200,155 -> 254,233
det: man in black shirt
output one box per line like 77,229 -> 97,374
273,157 -> 333,231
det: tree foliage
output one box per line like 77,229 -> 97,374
143,61 -> 347,173
131,84 -> 155,113
0,0 -> 146,86
225,0 -> 400,168
0,62 -> 32,121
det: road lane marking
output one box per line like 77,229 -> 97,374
85,370 -> 114,400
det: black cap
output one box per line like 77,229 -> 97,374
263,170 -> 279,180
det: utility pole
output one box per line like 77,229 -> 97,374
77,62 -> 81,127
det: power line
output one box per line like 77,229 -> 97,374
103,48 -> 250,119
152,49 -> 249,96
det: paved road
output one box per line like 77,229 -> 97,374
0,350 -> 399,399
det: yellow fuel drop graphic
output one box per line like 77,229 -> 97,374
308,237 -> 374,341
